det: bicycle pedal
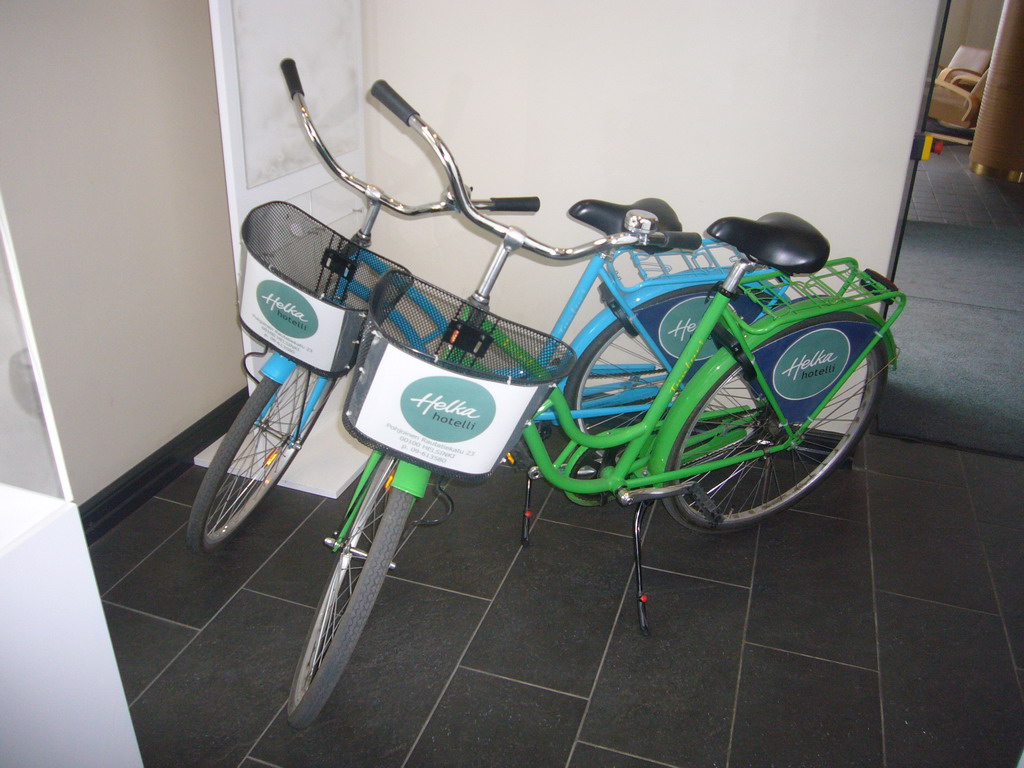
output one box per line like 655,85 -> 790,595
685,484 -> 723,528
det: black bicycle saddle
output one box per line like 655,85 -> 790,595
568,197 -> 683,234
706,212 -> 830,274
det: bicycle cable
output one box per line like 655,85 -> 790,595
411,479 -> 455,527
241,344 -> 269,384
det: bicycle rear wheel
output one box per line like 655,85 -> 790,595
187,367 -> 334,553
665,314 -> 887,532
564,286 -> 712,433
287,455 -> 415,728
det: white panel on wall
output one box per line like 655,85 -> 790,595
207,0 -> 370,497
233,0 -> 361,189
211,0 -> 367,226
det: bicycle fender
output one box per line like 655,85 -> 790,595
565,280 -> 718,359
390,461 -> 431,498
646,346 -> 738,475
646,308 -> 895,474
745,303 -> 899,367
566,306 -> 621,359
260,352 -> 298,383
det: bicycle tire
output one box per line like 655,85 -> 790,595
187,367 -> 334,554
664,313 -> 888,532
564,286 -> 714,434
287,455 -> 414,728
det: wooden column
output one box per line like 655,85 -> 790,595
970,0 -> 1024,182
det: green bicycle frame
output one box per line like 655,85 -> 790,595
342,258 -> 903,520
331,453 -> 431,550
519,261 -> 904,498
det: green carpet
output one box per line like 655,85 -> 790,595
876,222 -> 1024,457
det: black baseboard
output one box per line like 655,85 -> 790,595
80,388 -> 247,544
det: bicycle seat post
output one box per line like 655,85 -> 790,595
719,255 -> 756,296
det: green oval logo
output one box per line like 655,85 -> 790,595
772,328 -> 851,400
256,280 -> 318,338
400,376 -> 497,443
657,296 -> 717,361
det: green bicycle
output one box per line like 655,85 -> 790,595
283,77 -> 905,728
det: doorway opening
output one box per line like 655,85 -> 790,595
878,0 -> 1024,458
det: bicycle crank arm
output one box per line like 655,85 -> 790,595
323,538 -> 398,570
616,482 -> 694,506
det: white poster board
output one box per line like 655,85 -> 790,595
205,0 -> 370,496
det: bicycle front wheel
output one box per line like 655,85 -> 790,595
187,367 -> 334,554
665,314 -> 888,532
287,455 -> 415,728
564,286 -> 712,434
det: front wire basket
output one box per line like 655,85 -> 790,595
238,202 -> 405,377
367,270 -> 576,385
344,270 -> 577,480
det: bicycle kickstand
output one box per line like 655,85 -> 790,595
633,500 -> 654,636
520,467 -> 541,546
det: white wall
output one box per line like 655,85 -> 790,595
0,1 -> 241,502
360,0 -> 942,333
941,0 -> 1004,63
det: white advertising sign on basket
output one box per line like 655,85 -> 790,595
239,254 -> 352,372
352,342 -> 540,476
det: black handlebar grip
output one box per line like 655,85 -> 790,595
370,80 -> 419,125
489,197 -> 541,213
663,231 -> 704,251
280,59 -> 304,97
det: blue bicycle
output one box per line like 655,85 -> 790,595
185,60 -> 737,553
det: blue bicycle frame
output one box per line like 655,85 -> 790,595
255,235 -> 740,441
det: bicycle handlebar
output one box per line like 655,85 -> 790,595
370,80 -> 419,126
281,58 -> 304,98
282,59 -> 687,261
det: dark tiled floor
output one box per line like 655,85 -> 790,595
909,143 -> 1024,228
89,433 -> 1024,768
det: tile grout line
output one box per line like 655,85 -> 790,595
458,665 -> 589,702
563,556 -> 637,768
150,494 -> 192,509
574,740 -> 685,768
724,522 -> 761,768
642,562 -> 753,591
538,515 -> 634,540
241,586 -> 317,612
385,573 -> 491,603
397,495 -> 545,768
959,450 -> 1024,709
741,640 -> 879,674
787,505 -> 871,526
866,459 -> 888,768
239,699 -> 290,768
100,599 -> 202,632
874,588 -> 1001,617
98,519 -> 189,598
123,495 -> 330,710
861,466 -> 970,489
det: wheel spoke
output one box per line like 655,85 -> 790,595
667,321 -> 887,531
188,368 -> 334,553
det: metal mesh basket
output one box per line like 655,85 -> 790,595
344,270 -> 577,480
237,202 -> 405,377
